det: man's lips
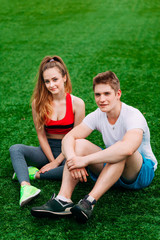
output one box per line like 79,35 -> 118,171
99,104 -> 108,107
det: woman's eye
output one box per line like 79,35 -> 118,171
45,80 -> 50,84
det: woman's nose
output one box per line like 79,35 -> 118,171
50,80 -> 54,87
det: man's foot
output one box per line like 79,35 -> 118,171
13,166 -> 39,181
20,185 -> 41,207
31,194 -> 74,218
71,195 -> 96,223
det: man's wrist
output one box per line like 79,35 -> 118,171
83,156 -> 88,166
66,154 -> 76,160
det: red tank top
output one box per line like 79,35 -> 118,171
44,93 -> 74,135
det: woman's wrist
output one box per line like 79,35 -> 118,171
49,158 -> 55,163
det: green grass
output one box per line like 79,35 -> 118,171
0,0 -> 160,239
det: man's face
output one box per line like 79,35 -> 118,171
94,83 -> 121,113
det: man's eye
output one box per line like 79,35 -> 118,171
95,93 -> 100,97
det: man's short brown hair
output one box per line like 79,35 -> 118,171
93,71 -> 120,92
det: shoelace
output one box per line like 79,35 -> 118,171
44,193 -> 56,205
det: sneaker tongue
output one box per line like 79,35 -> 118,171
81,199 -> 92,209
51,193 -> 56,200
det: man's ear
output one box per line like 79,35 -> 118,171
117,89 -> 122,99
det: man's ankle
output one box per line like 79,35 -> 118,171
56,195 -> 72,203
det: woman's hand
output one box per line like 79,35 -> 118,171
39,161 -> 59,173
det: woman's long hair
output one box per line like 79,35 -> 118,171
31,56 -> 72,128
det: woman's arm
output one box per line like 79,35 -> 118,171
72,95 -> 85,127
32,101 -> 55,163
49,96 -> 85,168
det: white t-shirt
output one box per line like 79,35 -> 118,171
83,102 -> 157,170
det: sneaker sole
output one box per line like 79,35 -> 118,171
20,189 -> 41,207
71,205 -> 88,223
31,208 -> 72,218
12,172 -> 17,180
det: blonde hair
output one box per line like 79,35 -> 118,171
32,55 -> 72,128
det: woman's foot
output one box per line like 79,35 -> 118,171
19,185 -> 41,207
12,166 -> 39,181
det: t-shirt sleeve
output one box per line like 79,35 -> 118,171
83,109 -> 99,130
125,109 -> 147,132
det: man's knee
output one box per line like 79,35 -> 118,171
125,151 -> 143,168
74,139 -> 88,156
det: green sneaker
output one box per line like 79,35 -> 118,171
12,166 -> 39,181
19,185 -> 41,207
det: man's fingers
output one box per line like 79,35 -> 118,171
71,170 -> 78,179
67,160 -> 74,169
71,171 -> 76,179
76,169 -> 84,182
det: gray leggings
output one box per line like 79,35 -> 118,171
9,139 -> 65,184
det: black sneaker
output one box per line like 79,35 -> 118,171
71,195 -> 96,223
31,193 -> 74,218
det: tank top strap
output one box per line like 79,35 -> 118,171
65,93 -> 74,119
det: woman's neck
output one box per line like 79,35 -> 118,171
52,91 -> 66,101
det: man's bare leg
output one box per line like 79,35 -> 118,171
89,151 -> 143,201
89,160 -> 126,201
58,139 -> 103,199
58,164 -> 79,200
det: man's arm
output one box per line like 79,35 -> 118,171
62,122 -> 93,182
62,122 -> 93,160
67,129 -> 143,170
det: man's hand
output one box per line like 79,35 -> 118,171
67,156 -> 87,170
39,161 -> 59,173
70,168 -> 88,182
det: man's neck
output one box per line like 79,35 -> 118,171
107,101 -> 122,125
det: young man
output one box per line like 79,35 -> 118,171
31,71 -> 157,223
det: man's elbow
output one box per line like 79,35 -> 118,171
120,141 -> 137,157
62,134 -> 68,147
62,132 -> 72,149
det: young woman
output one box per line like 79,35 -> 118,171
9,56 -> 85,207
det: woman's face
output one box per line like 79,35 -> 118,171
43,67 -> 66,95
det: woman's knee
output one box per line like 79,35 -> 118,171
9,144 -> 25,154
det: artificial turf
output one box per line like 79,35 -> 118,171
0,0 -> 160,239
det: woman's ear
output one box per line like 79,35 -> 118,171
63,75 -> 67,83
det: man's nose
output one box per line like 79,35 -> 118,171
100,95 -> 105,102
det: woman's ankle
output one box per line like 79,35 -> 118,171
35,172 -> 40,179
21,181 -> 30,186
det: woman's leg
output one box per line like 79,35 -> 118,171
39,139 -> 65,180
39,166 -> 64,180
9,144 -> 48,184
